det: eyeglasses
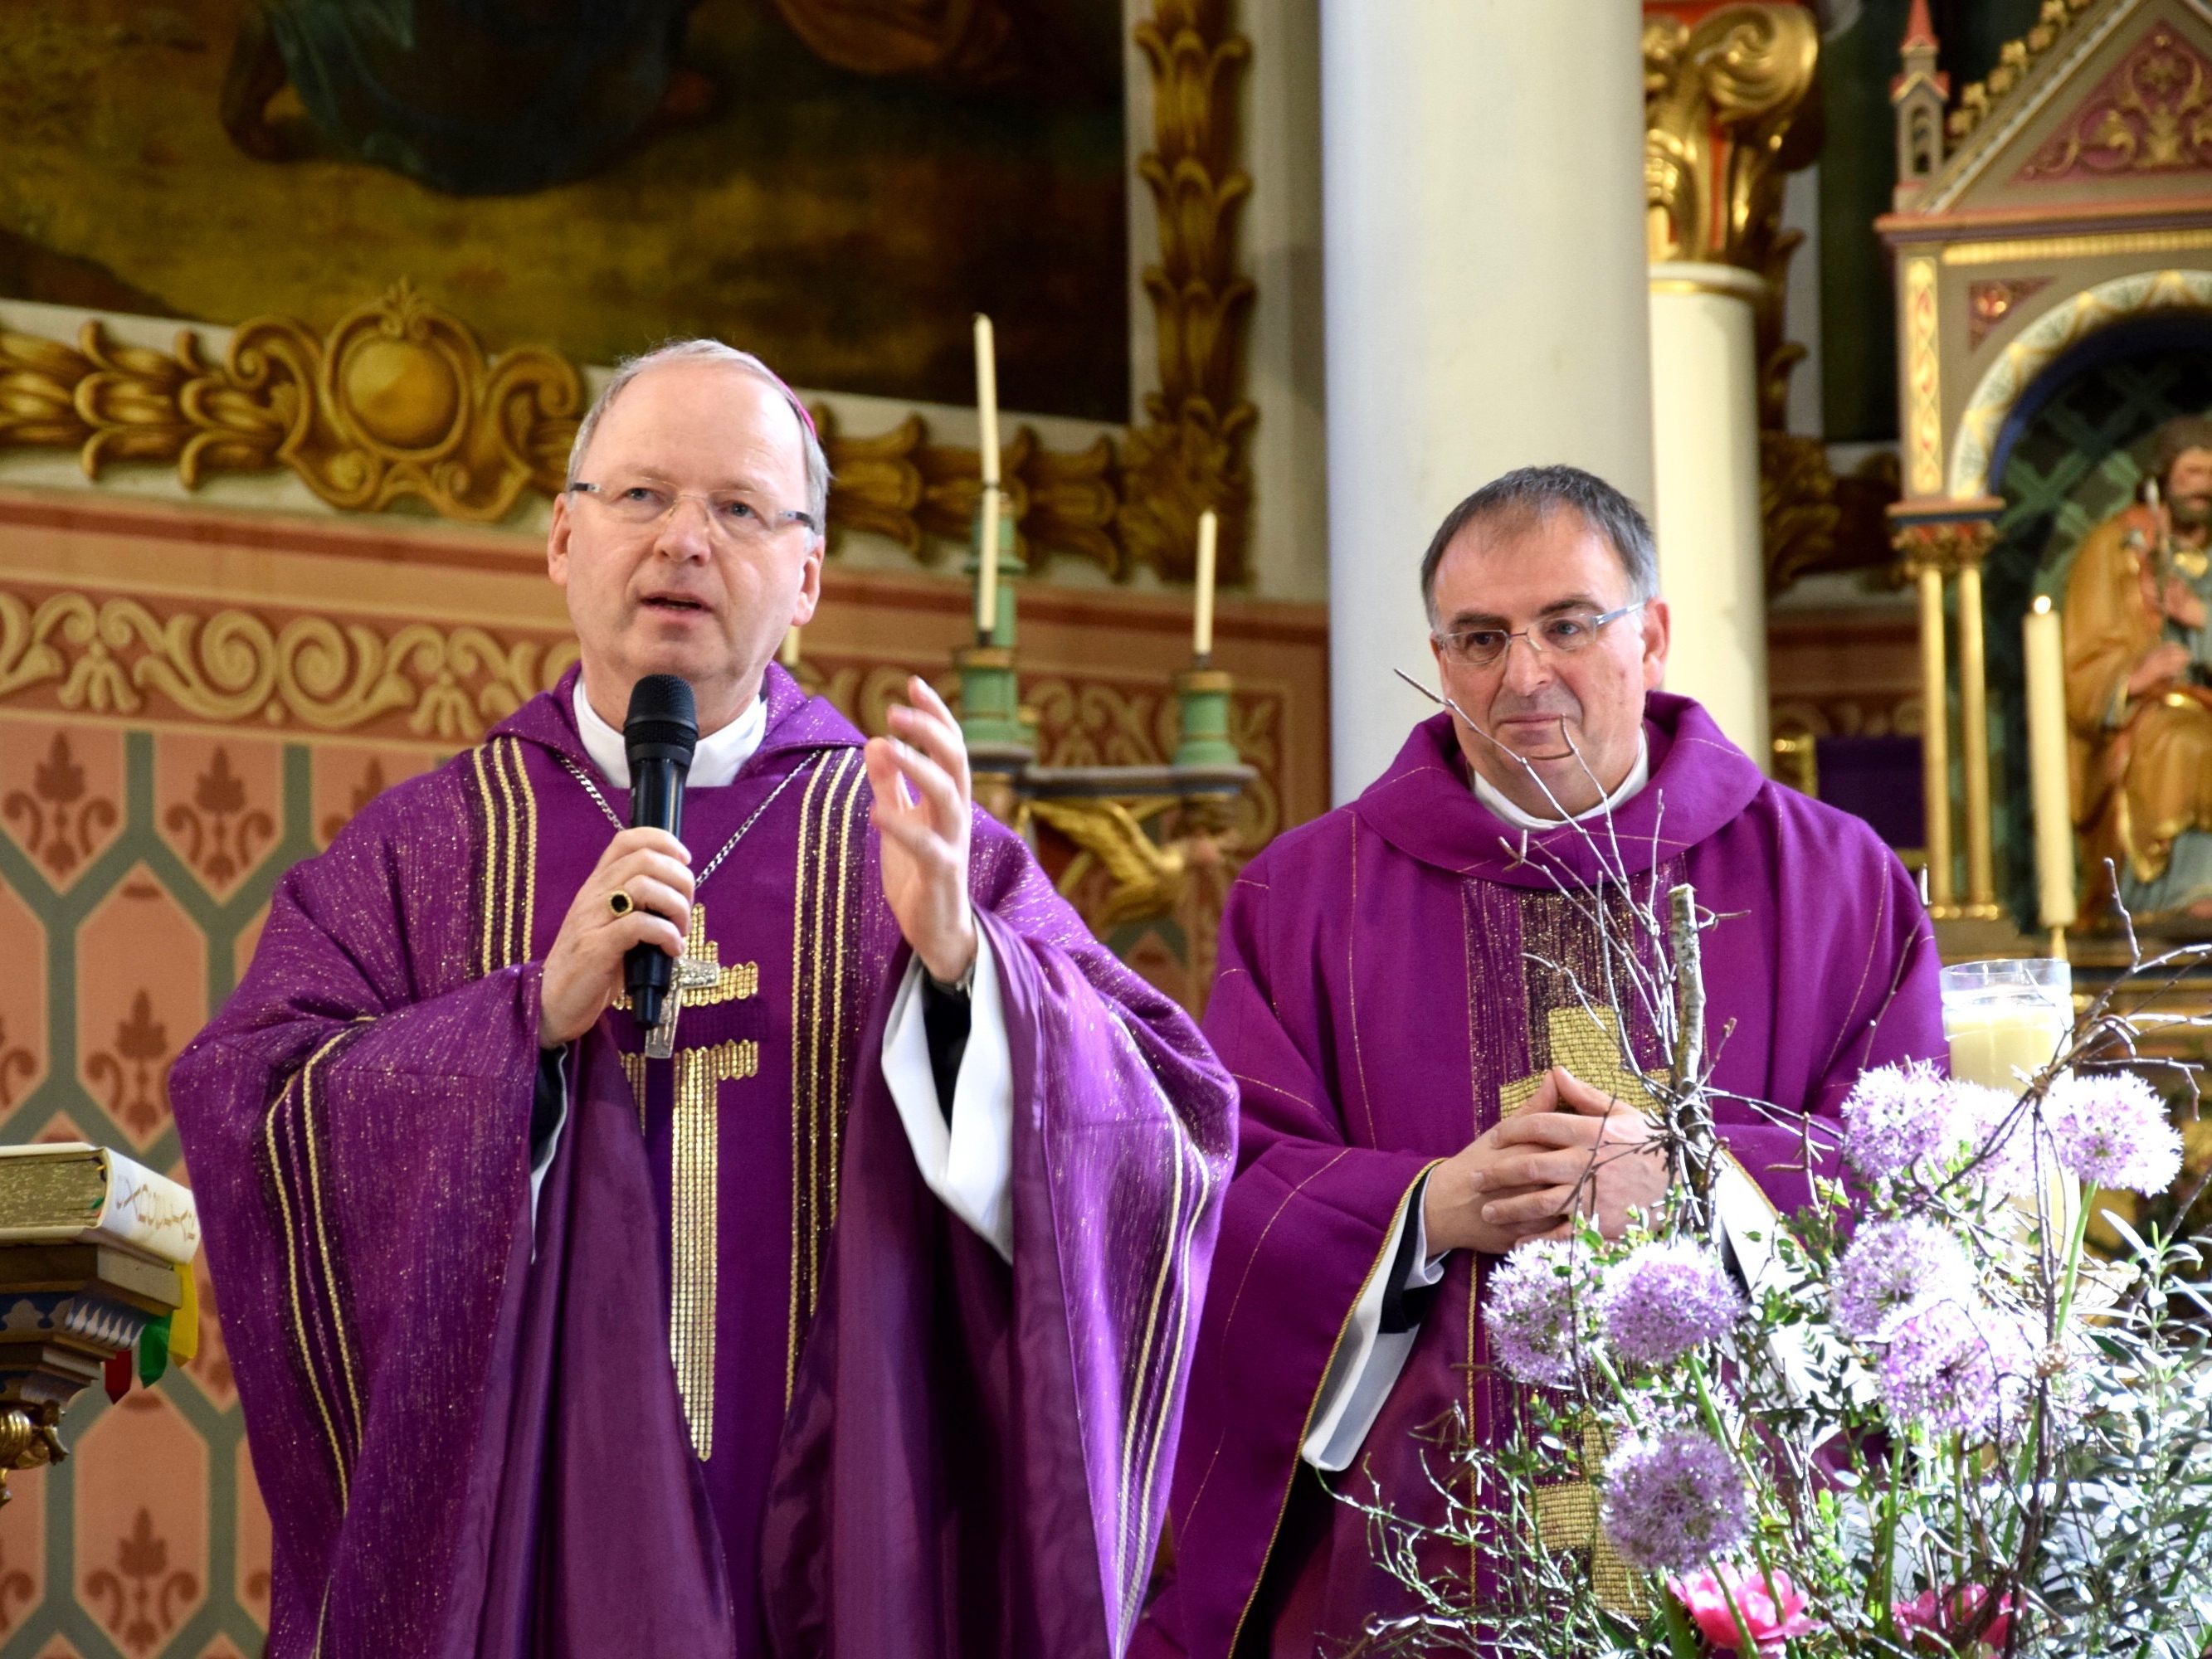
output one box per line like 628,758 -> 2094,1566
1432,601 -> 1646,670
568,479 -> 821,545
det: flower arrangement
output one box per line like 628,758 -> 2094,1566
1345,888 -> 2212,1659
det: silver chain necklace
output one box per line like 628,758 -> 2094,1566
556,752 -> 821,890
558,750 -> 826,1057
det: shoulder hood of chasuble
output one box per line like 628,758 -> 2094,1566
1347,692 -> 1766,889
492,661 -> 867,780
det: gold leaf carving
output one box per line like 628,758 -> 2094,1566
1949,0 -> 2098,145
1125,0 -> 1257,583
0,586 -> 573,742
0,4 -> 1259,584
2,284 -> 582,523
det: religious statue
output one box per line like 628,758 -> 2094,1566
2062,415 -> 2212,927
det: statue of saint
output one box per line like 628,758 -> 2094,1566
2063,415 -> 2212,926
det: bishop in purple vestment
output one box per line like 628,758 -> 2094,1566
1131,468 -> 1943,1659
172,343 -> 1235,1658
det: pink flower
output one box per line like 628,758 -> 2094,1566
1895,1584 -> 2013,1656
1668,1564 -> 1820,1655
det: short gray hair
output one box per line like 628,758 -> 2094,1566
1418,465 -> 1659,622
564,338 -> 831,531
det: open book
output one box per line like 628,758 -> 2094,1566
0,1144 -> 200,1267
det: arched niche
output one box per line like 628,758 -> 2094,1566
1971,309 -> 2212,927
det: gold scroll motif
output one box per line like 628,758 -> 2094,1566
672,1037 -> 759,1462
1642,5 -> 1820,272
0,2 -> 1259,583
1903,256 -> 1944,499
0,281 -> 580,523
1122,0 -> 1258,583
1948,0 -> 2101,145
0,584 -> 576,742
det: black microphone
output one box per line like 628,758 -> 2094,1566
623,674 -> 698,1035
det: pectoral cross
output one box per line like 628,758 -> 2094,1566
629,903 -> 762,1059
647,956 -> 724,1059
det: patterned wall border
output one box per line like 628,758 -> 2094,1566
0,1 -> 1256,588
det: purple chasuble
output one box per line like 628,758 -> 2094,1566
1129,693 -> 1944,1659
172,664 -> 1236,1659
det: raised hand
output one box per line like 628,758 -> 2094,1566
863,675 -> 978,986
538,826 -> 694,1048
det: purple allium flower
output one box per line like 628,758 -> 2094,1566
1601,1240 -> 1743,1368
1955,1082 -> 2045,1197
1877,1298 -> 2033,1439
1599,1424 -> 1751,1574
2045,1072 -> 2184,1196
1842,1060 -> 1955,1181
1830,1217 -> 1974,1341
1484,1238 -> 1604,1386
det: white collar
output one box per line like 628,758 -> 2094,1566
572,679 -> 767,790
1469,734 -> 1649,830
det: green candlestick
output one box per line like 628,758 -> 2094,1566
1173,667 -> 1241,769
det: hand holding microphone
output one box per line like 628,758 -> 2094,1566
536,676 -> 699,1048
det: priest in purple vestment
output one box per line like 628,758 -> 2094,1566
171,341 -> 1235,1659
1129,466 -> 1944,1659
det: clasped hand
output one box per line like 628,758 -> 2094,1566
1421,1066 -> 1669,1254
536,675 -> 977,1049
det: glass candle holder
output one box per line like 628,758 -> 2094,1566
1939,957 -> 2071,1092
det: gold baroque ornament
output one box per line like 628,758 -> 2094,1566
0,585 -> 575,740
1122,0 -> 1257,584
1,282 -> 582,523
1642,4 -> 1820,270
0,2 -> 1258,586
1949,0 -> 2099,145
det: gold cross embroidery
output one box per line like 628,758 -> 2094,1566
1504,1008 -> 1660,1613
1500,1005 -> 1664,1120
670,1037 -> 758,1462
626,904 -> 761,1059
1531,1421 -> 1644,1614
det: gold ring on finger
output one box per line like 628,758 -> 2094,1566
607,888 -> 636,918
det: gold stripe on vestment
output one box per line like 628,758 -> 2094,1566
488,737 -> 522,971
785,755 -> 835,1407
824,759 -> 861,1224
504,738 -> 538,964
265,1029 -> 357,1502
670,1037 -> 758,1461
469,747 -> 499,979
1113,1110 -> 1185,1617
1131,1125 -> 1214,1634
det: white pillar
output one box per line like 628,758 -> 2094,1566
1648,262 -> 1771,766
1322,0 -> 1655,804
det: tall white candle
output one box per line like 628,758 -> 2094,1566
780,625 -> 801,669
973,314 -> 1001,488
1193,509 -> 1219,659
2023,596 -> 2077,929
977,484 -> 1001,639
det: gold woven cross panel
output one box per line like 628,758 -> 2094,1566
1529,1422 -> 1644,1615
1500,1005 -> 1664,1120
671,1038 -> 759,1462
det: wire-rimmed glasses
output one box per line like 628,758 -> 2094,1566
568,479 -> 821,546
1431,601 -> 1646,670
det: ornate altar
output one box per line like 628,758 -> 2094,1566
1880,0 -> 2212,990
